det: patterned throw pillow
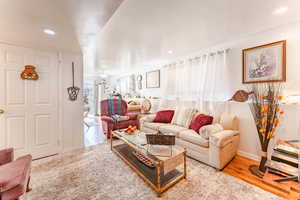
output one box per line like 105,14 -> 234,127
199,123 -> 223,140
189,114 -> 213,133
171,107 -> 198,128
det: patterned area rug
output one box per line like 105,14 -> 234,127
24,144 -> 282,200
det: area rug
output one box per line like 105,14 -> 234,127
24,144 -> 282,200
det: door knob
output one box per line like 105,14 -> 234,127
0,109 -> 4,114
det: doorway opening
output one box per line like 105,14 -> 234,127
83,82 -> 106,147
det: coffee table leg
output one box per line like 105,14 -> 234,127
157,161 -> 161,197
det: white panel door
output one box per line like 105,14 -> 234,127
0,44 -> 59,159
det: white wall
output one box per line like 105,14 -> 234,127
60,53 -> 84,151
226,21 -> 300,96
218,22 -> 300,160
109,21 -> 300,161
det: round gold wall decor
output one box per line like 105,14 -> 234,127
141,99 -> 151,113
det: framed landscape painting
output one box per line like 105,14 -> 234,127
242,40 -> 286,84
146,70 -> 160,88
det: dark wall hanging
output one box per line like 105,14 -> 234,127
21,65 -> 39,80
67,62 -> 80,101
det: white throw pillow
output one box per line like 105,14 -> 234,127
199,123 -> 223,140
171,107 -> 198,128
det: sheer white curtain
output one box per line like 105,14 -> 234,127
162,50 -> 230,112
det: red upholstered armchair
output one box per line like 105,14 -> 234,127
0,148 -> 32,200
100,99 -> 139,139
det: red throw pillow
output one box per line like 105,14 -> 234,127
153,110 -> 175,123
189,114 -> 213,133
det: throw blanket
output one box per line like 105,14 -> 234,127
108,98 -> 123,116
111,115 -> 130,122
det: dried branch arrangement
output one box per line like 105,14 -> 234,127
249,83 -> 284,176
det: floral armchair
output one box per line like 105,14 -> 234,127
100,99 -> 139,139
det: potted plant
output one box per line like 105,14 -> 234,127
249,83 -> 284,177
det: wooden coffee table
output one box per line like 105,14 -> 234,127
111,130 -> 187,197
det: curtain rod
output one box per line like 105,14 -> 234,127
162,48 -> 231,68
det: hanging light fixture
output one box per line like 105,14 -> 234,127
67,62 -> 80,101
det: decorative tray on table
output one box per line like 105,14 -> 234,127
132,150 -> 155,168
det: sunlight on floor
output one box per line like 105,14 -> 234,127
84,116 -> 107,147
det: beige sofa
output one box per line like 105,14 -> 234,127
140,112 -> 239,170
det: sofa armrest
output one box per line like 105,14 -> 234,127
101,116 -> 115,124
209,130 -> 239,169
140,114 -> 156,123
0,148 -> 14,166
209,130 -> 239,148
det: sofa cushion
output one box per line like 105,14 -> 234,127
211,112 -> 221,124
220,114 -> 238,130
199,123 -> 224,140
178,130 -> 209,148
153,110 -> 175,123
189,114 -> 213,133
171,107 -> 198,128
143,122 -> 168,131
159,125 -> 188,137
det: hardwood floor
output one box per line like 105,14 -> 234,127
223,155 -> 289,199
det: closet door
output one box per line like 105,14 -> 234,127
0,44 -> 60,159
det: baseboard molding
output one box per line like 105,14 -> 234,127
237,150 -> 260,162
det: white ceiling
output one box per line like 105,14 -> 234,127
95,0 -> 300,74
0,0 -> 123,53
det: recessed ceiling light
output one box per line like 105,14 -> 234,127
168,50 -> 173,54
43,29 -> 56,35
273,7 -> 288,15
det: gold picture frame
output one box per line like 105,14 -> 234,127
146,70 -> 160,88
242,40 -> 286,84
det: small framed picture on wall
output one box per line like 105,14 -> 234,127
146,70 -> 160,88
242,40 -> 286,84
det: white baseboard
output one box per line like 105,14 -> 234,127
237,150 -> 260,162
